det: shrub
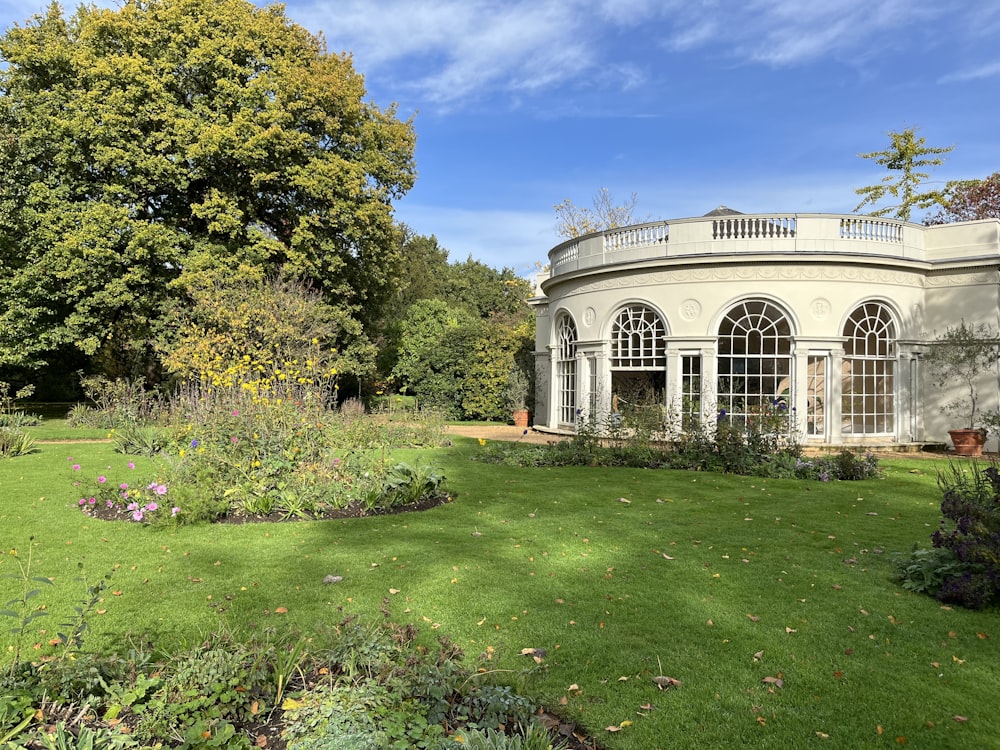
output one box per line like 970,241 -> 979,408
926,462 -> 1000,608
0,427 -> 36,458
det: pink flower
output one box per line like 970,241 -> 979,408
97,476 -> 107,484
106,500 -> 113,508
132,510 -> 144,522
232,410 -> 240,416
145,502 -> 158,512
231,436 -> 239,444
78,498 -> 86,506
155,484 -> 167,495
171,507 -> 180,517
127,502 -> 139,511
88,497 -> 96,506
120,483 -> 128,490
128,462 -> 135,469
72,464 -> 81,471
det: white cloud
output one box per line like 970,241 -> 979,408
939,59 -> 1000,83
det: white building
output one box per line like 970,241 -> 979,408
531,209 -> 1000,450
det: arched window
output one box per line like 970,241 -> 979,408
717,300 -> 792,423
556,314 -> 578,425
611,306 -> 666,368
610,305 -> 667,424
842,302 -> 896,434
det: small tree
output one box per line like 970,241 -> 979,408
923,321 -> 1000,429
854,127 -> 953,221
554,188 -> 643,238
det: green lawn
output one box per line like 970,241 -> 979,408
1,439 -> 997,749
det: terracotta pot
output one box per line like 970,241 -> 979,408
948,428 -> 986,457
512,409 -> 532,428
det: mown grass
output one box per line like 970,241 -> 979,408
1,439 -> 998,749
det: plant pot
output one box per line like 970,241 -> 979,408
512,409 -> 532,428
948,428 -> 986,457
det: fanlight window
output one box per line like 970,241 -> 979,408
611,306 -> 666,369
842,302 -> 896,434
717,300 -> 792,423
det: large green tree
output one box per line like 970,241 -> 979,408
853,127 -> 952,221
0,0 -> 415,378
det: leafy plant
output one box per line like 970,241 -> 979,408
381,463 -> 447,507
0,427 -> 37,458
0,539 -> 54,673
112,424 -> 170,457
923,320 -> 1000,429
926,461 -> 1000,608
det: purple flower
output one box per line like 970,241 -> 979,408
190,439 -> 199,448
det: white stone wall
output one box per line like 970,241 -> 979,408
533,214 -> 1000,447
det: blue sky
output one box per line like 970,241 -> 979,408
3,0 -> 999,274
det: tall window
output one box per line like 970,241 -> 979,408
610,305 -> 667,425
681,353 -> 702,430
556,314 -> 577,425
717,300 -> 792,423
842,302 -> 896,434
806,355 -> 827,436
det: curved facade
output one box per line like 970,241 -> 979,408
532,212 -> 1000,449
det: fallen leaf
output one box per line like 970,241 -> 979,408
953,715 -> 968,723
977,632 -> 989,640
617,497 -> 631,504
274,607 -> 288,614
618,676 -> 629,682
639,703 -> 654,710
255,735 -> 267,748
747,614 -> 760,622
762,676 -> 784,688
567,683 -> 580,692
388,588 -> 400,594
785,627 -> 797,634
815,731 -> 830,739
753,650 -> 764,662
652,676 -> 682,690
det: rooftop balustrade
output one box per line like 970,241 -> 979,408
544,213 -> 957,278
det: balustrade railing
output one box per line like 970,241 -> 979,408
839,217 -> 903,243
712,216 -> 796,240
551,241 -> 579,270
603,223 -> 669,251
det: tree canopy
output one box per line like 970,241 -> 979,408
853,127 -> 952,221
0,0 -> 415,378
925,173 -> 1000,225
554,187 -> 644,238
